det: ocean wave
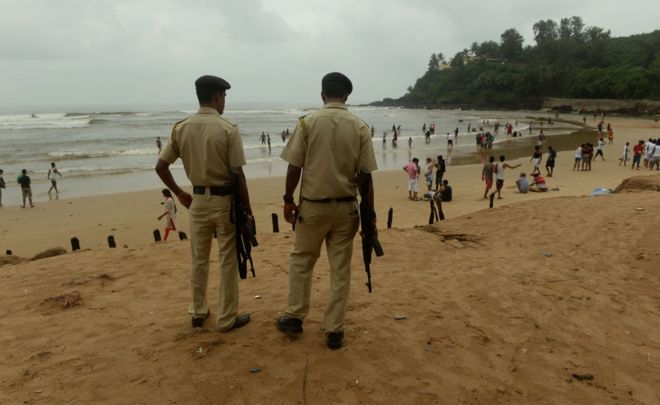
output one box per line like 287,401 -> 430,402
47,148 -> 157,160
31,162 -> 182,177
65,111 -> 145,117
227,108 -> 306,115
0,113 -> 92,130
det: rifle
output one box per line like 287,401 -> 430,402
359,173 -> 384,293
230,173 -> 258,279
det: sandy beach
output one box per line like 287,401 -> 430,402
1,116 -> 659,404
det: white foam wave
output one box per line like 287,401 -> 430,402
48,148 -> 156,160
0,113 -> 91,130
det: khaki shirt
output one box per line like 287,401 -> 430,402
281,102 -> 377,200
160,107 -> 246,186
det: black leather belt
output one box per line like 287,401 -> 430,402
193,185 -> 232,196
302,196 -> 356,203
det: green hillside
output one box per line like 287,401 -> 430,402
373,17 -> 660,109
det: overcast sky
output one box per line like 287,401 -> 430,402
0,0 -> 658,108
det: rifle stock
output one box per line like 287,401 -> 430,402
231,174 -> 258,279
359,173 -> 383,293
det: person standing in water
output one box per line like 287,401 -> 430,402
47,162 -> 62,197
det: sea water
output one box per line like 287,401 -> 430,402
0,103 -> 580,202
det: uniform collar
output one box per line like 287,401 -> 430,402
323,102 -> 347,110
197,107 -> 221,115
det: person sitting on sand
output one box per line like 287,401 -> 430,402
529,174 -> 548,192
516,172 -> 529,193
157,189 -> 177,241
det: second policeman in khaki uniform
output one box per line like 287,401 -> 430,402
277,72 -> 377,350
156,75 -> 252,332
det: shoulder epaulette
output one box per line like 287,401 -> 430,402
172,116 -> 191,131
219,116 -> 237,127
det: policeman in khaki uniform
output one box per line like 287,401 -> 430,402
277,72 -> 377,350
156,75 -> 252,331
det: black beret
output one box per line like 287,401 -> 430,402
195,75 -> 231,92
322,72 -> 352,95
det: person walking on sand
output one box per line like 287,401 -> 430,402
593,138 -> 605,161
494,155 -> 521,199
276,72 -> 377,350
424,157 -> 434,192
482,156 -> 496,199
156,75 -> 252,332
47,162 -> 62,196
545,146 -> 557,177
17,169 -> 34,208
404,157 -> 420,200
157,189 -> 177,241
530,145 -> 542,176
0,169 -> 5,207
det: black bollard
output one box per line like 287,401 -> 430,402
387,208 -> 393,229
107,235 -> 116,248
178,231 -> 188,240
272,213 -> 279,233
71,237 -> 80,252
6,250 -> 12,255
153,229 -> 161,242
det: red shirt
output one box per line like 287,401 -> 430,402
633,144 -> 644,156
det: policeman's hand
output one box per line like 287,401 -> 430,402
284,202 -> 298,224
177,191 -> 193,209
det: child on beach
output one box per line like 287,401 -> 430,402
157,189 -> 177,241
529,174 -> 548,192
619,142 -> 629,166
516,172 -> 529,193
530,146 -> 542,176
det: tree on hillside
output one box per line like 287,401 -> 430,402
477,41 -> 501,59
450,51 -> 465,67
428,53 -> 440,71
500,28 -> 524,61
533,19 -> 558,45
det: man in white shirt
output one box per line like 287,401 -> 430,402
494,155 -> 521,199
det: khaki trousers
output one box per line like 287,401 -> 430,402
188,192 -> 238,330
285,200 -> 359,333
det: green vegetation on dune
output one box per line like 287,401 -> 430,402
373,17 -> 660,110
